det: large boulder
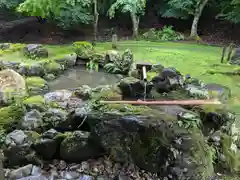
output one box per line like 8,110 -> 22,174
0,69 -> 27,104
23,44 -> 48,59
90,107 -> 214,179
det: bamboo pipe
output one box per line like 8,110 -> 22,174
100,99 -> 222,105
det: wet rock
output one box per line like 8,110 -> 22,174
8,164 -> 33,179
34,129 -> 61,160
18,63 -> 45,77
151,67 -> 183,93
0,69 -> 27,105
25,77 -> 49,95
60,131 -> 101,162
42,108 -> 70,131
21,109 -> 42,131
23,44 -> 48,59
91,108 -> 214,179
118,77 -> 152,99
3,130 -> 41,167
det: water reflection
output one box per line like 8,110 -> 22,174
48,67 -> 121,91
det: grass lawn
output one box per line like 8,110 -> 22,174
1,40 -> 239,112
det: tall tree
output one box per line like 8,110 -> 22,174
160,0 -> 211,38
92,0 -> 99,43
108,0 -> 146,38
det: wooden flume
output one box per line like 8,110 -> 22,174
100,99 -> 222,105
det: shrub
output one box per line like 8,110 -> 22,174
72,41 -> 94,59
142,26 -> 184,41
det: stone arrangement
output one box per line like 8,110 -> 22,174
0,42 -> 239,180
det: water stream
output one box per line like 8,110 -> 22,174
48,67 -> 121,91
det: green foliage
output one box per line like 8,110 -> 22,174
108,0 -> 146,18
72,41 -> 94,59
142,26 -> 184,41
17,0 -> 93,28
217,0 -> 240,23
86,61 -> 99,71
0,0 -> 23,10
104,63 -> 121,74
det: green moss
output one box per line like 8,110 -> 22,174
0,104 -> 25,132
44,61 -> 62,75
25,131 -> 41,143
25,77 -> 46,88
72,41 -> 94,59
23,95 -> 46,111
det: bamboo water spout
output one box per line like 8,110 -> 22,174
100,99 -> 222,105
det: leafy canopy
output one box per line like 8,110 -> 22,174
108,0 -> 146,18
16,0 -> 93,28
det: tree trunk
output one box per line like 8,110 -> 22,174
93,0 -> 98,43
190,0 -> 209,38
130,13 -> 140,38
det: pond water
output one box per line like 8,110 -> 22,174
48,67 -> 121,91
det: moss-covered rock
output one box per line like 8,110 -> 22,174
23,95 -> 46,111
44,61 -> 63,75
25,76 -> 49,95
60,131 -> 102,162
54,53 -> 77,68
72,41 -> 94,60
41,108 -> 69,131
18,62 -> 45,77
0,105 -> 25,132
23,44 -> 48,59
34,129 -> 62,160
91,108 -> 214,179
